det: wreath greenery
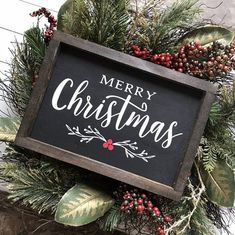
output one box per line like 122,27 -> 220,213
0,1 -> 234,234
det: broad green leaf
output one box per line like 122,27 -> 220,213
55,183 -> 114,226
0,117 -> 21,142
201,160 -> 235,208
178,26 -> 234,47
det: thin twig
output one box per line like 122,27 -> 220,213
32,220 -> 53,234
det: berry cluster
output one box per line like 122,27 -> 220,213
30,8 -> 57,44
151,53 -> 172,68
113,185 -> 172,235
171,41 -> 235,79
131,41 -> 235,81
131,45 -> 150,59
102,139 -> 114,151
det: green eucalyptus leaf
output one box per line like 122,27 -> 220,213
0,117 -> 21,142
55,183 -> 114,226
178,26 -> 234,47
201,160 -> 235,208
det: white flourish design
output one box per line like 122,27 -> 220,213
66,124 -> 156,163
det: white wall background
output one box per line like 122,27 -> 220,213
0,1 -> 234,234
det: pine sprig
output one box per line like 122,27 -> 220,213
0,27 -> 45,116
60,0 -> 129,50
152,0 -> 202,45
127,0 -> 203,52
0,145 -> 81,214
8,165 -> 66,214
24,27 -> 45,66
206,82 -> 235,140
98,205 -> 126,232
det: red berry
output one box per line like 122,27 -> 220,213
164,215 -> 172,222
103,142 -> 108,148
129,201 -> 134,207
158,229 -> 165,235
137,205 -> 145,212
108,145 -> 114,151
134,51 -> 140,57
156,211 -> 161,216
138,199 -> 143,204
153,207 -> 159,212
132,193 -> 137,198
141,193 -> 147,199
165,56 -> 171,62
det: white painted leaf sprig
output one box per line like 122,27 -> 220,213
66,124 -> 156,162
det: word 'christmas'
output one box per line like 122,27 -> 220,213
51,75 -> 183,149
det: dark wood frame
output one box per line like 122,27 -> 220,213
15,31 -> 216,200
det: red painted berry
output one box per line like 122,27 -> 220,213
103,142 -> 109,148
108,145 -> 114,151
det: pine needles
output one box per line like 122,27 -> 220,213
8,166 -> 65,214
98,205 -> 126,232
59,0 -> 129,50
0,27 -> 45,116
0,144 -> 81,214
201,79 -> 235,171
127,0 -> 203,53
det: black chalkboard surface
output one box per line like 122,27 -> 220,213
15,31 -> 216,200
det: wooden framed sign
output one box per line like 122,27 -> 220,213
15,31 -> 216,200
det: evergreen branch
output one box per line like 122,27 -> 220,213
206,82 -> 235,140
165,163 -> 219,235
24,27 -> 45,65
197,137 -> 234,173
127,0 -> 203,52
197,138 -> 218,173
61,0 -> 129,51
165,177 -> 205,234
98,205 -> 126,232
8,166 -> 66,214
0,27 -> 45,116
0,144 -> 81,214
